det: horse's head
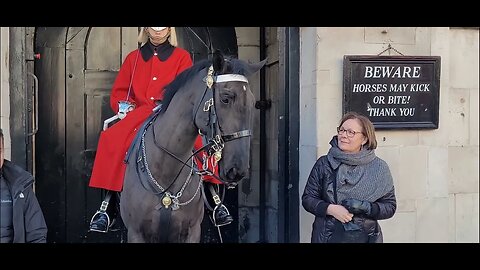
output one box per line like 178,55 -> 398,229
195,51 -> 266,185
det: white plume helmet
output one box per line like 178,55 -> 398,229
150,27 -> 166,31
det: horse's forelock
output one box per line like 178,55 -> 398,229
223,58 -> 251,76
225,58 -> 266,77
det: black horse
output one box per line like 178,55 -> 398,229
120,52 -> 266,242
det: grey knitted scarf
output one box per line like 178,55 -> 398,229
326,136 -> 393,203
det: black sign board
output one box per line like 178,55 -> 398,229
343,56 -> 441,129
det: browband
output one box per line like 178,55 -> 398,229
215,74 -> 249,83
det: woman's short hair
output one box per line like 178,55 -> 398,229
137,27 -> 177,47
339,111 -> 377,150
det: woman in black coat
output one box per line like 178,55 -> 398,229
302,112 -> 396,243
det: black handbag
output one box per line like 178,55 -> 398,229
327,169 -> 370,243
328,220 -> 370,243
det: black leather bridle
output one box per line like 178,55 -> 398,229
191,65 -> 252,183
142,64 -> 252,191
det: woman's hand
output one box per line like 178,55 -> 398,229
341,199 -> 372,215
327,204 -> 353,223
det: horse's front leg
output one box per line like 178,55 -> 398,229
185,225 -> 202,243
127,230 -> 146,243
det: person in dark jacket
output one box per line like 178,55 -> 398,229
302,112 -> 396,243
0,128 -> 47,243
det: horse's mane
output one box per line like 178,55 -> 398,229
160,59 -> 211,113
160,57 -> 255,113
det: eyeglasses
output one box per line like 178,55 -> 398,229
337,127 -> 363,138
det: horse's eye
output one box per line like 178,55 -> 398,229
221,97 -> 230,104
218,87 -> 235,104
220,92 -> 233,104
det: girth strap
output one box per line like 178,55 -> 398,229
158,206 -> 172,243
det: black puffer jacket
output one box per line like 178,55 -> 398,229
302,156 -> 396,243
1,160 -> 47,243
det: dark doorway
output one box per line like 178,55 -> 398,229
34,27 -> 239,243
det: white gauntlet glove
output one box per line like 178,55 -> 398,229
117,101 -> 135,120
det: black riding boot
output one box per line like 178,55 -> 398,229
207,184 -> 233,227
89,191 -> 119,233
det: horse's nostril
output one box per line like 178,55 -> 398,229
226,167 -> 245,182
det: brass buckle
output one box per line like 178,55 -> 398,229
212,195 -> 221,205
99,201 -> 109,212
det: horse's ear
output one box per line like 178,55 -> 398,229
244,58 -> 267,77
212,50 -> 224,74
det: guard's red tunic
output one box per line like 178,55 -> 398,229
89,46 -> 219,192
